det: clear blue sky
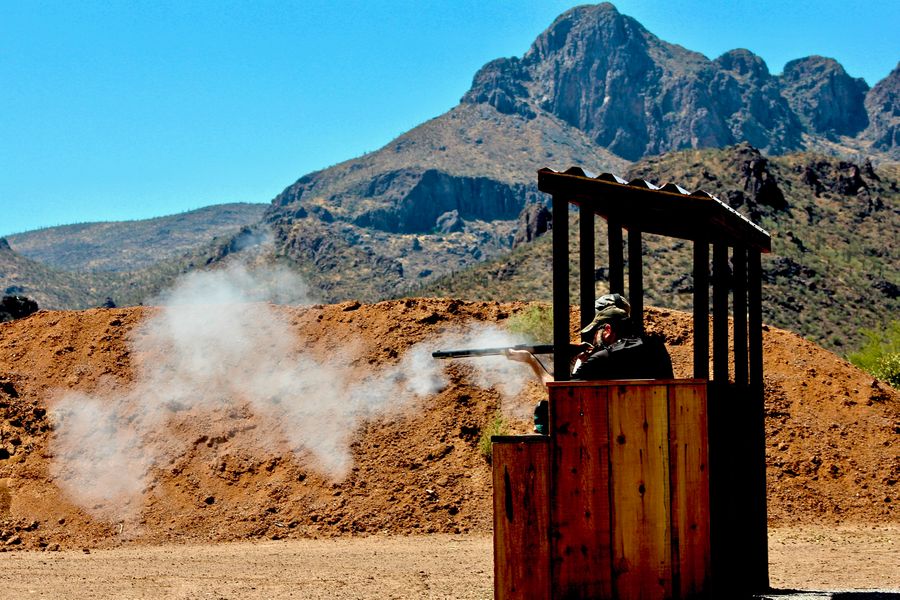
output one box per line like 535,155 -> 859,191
2,0 -> 898,236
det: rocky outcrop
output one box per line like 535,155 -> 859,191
864,62 -> 900,156
738,146 -> 787,211
435,210 -> 464,234
461,58 -> 536,119
0,296 -> 38,323
274,168 -> 540,235
779,56 -> 869,138
710,49 -> 803,153
512,203 -> 551,248
353,170 -> 538,233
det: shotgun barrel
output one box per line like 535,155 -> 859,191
431,344 -> 555,359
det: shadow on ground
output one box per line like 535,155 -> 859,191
760,592 -> 900,599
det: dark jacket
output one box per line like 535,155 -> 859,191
571,336 -> 673,381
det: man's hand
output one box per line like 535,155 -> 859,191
574,342 -> 595,363
505,348 -> 554,386
504,348 -> 534,363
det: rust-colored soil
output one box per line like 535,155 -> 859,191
0,299 -> 897,551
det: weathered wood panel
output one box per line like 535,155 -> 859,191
493,436 -> 551,600
609,384 -> 671,600
549,384 -> 613,599
668,383 -> 710,598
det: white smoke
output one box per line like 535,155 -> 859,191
48,264 -> 535,520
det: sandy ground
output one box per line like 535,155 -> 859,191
0,525 -> 897,599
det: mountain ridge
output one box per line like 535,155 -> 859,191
6,203 -> 267,272
2,3 -> 897,355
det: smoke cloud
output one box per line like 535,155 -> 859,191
49,263 -> 535,520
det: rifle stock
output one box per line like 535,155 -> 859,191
431,344 -> 555,359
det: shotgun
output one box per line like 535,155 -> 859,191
431,344 -> 555,359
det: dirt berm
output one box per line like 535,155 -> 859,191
0,299 -> 896,551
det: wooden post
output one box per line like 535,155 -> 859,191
552,194 -> 571,381
580,208 -> 596,340
608,219 -> 624,295
709,242 -> 731,594
748,250 -> 764,400
712,244 -> 730,384
747,249 -> 769,593
493,437 -> 551,600
693,241 -> 709,380
627,229 -> 644,335
732,247 -> 748,387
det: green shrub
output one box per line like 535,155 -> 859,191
478,412 -> 511,462
848,320 -> 900,389
506,304 -> 553,343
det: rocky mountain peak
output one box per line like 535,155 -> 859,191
461,2 -> 811,160
714,49 -> 770,81
779,55 -> 869,137
864,61 -> 900,157
523,3 -> 645,65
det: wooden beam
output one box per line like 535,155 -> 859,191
712,243 -> 729,384
537,169 -> 772,252
580,207 -> 596,341
628,229 -> 643,335
747,248 -> 769,592
693,241 -> 710,380
748,250 -> 763,394
608,219 -> 624,295
552,194 -> 571,381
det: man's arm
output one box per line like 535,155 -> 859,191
505,349 -> 555,385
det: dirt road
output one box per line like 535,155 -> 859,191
0,525 -> 897,599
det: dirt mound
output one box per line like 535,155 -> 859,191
0,299 -> 896,550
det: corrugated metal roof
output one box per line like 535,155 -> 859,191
538,166 -> 771,252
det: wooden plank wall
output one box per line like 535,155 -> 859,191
609,384 -> 671,600
493,436 -> 551,600
549,384 -> 613,600
668,383 -> 711,598
495,382 -> 711,599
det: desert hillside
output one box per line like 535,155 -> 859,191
0,298 -> 896,552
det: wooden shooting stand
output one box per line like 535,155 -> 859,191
492,168 -> 772,599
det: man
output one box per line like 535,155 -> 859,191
506,293 -> 673,433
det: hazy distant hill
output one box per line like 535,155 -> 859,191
0,238 -> 129,309
0,224 -> 273,311
7,203 -> 267,272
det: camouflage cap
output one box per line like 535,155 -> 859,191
580,293 -> 631,335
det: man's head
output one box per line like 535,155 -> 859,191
581,293 -> 632,343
